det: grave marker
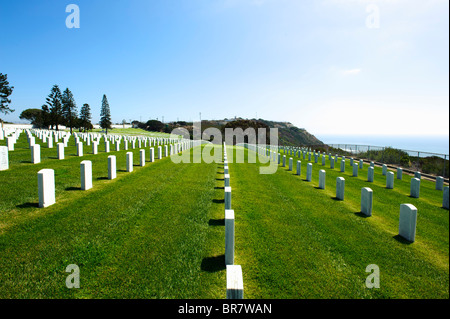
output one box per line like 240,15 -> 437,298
225,209 -> 235,265
319,170 -> 326,189
225,187 -> 232,210
108,155 -> 116,180
410,178 -> 420,198
0,146 -> 8,171
368,167 -> 374,182
38,169 -> 55,208
80,160 -> 93,190
399,204 -> 417,242
226,265 -> 244,299
126,152 -> 133,172
31,144 -> 41,164
306,163 -> 312,182
361,187 -> 373,217
336,177 -> 345,200
386,171 -> 394,189
58,143 -> 65,160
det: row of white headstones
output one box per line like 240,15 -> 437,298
249,145 -> 449,243
222,143 -> 245,300
0,128 -> 181,170
0,129 -> 198,208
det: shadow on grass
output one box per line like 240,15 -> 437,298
331,197 -> 343,201
118,169 -> 127,173
20,160 -> 32,164
393,235 -> 413,245
354,212 -> 370,218
97,177 -> 108,180
209,219 -> 225,226
16,202 -> 39,209
213,199 -> 225,204
65,186 -> 81,191
201,255 -> 225,273
214,186 -> 224,190
216,178 -> 224,181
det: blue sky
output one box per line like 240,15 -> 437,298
1,0 -> 448,138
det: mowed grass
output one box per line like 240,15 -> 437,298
1,136 -> 448,299
228,147 -> 449,299
0,135 -> 226,298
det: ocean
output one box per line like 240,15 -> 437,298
315,135 -> 449,156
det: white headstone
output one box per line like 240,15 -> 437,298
436,176 -> 444,191
410,178 -> 420,198
352,163 -> 358,177
31,144 -> 41,164
336,177 -> 345,200
225,186 -> 232,210
108,155 -> 116,180
126,152 -> 133,172
224,174 -> 230,187
368,167 -> 374,182
319,169 -> 326,189
399,204 -> 417,242
57,143 -> 65,160
397,168 -> 403,180
306,163 -> 312,182
92,142 -> 98,155
225,209 -> 235,266
38,169 -> 55,208
80,160 -> 93,190
340,160 -> 345,173
443,186 -> 449,210
361,187 -> 373,217
77,142 -> 83,157
0,146 -> 8,171
140,149 -> 145,167
226,265 -> 244,299
386,171 -> 394,189
149,148 -> 155,162
7,137 -> 14,151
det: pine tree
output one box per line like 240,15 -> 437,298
0,73 -> 14,115
41,104 -> 51,129
100,94 -> 112,134
61,88 -> 77,133
79,103 -> 93,132
46,85 -> 63,130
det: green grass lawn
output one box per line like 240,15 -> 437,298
229,146 -> 448,298
0,136 -> 448,299
0,135 -> 225,298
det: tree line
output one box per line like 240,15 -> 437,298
0,73 -> 113,134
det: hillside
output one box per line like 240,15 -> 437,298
151,118 -> 324,146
